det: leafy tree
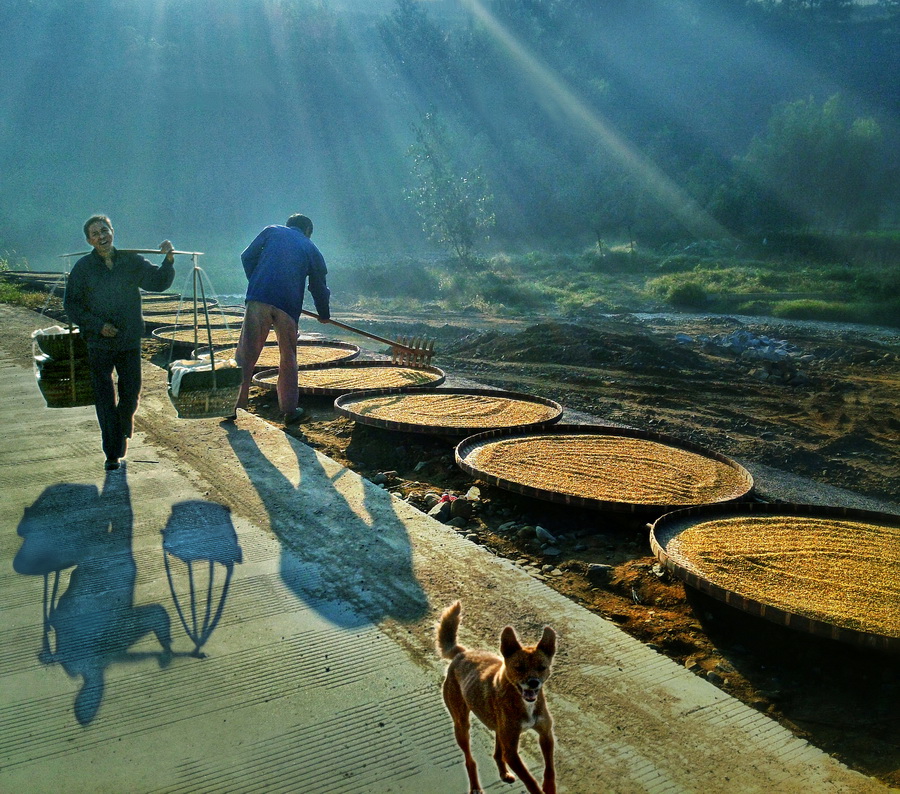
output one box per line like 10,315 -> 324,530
737,95 -> 884,232
405,113 -> 495,267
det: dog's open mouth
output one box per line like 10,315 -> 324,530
522,688 -> 539,703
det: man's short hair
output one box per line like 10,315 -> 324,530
83,214 -> 113,239
286,214 -> 313,236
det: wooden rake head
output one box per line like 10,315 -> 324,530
392,336 -> 435,367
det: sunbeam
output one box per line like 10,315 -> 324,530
458,0 -> 732,240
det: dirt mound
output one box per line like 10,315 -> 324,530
445,320 -> 709,374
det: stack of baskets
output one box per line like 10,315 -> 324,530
32,326 -> 94,408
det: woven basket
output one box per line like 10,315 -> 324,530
34,354 -> 95,408
33,328 -> 88,359
167,360 -> 243,419
37,377 -> 95,408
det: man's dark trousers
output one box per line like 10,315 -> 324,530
86,346 -> 142,461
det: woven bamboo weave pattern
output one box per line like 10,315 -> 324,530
467,434 -> 749,505
667,515 -> 900,636
350,392 -> 559,428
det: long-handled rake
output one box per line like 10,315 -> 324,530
301,310 -> 435,367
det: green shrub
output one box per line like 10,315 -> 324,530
336,260 -> 439,300
770,299 -> 900,326
667,281 -> 708,308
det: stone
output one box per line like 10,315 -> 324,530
465,486 -> 481,500
450,498 -> 474,519
518,525 -> 537,539
535,525 -> 557,543
423,492 -> 442,509
587,563 -> 614,586
542,546 -> 561,556
427,501 -> 451,522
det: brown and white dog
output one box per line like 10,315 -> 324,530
437,600 -> 557,794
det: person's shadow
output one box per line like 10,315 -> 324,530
225,423 -> 429,628
13,472 -> 173,725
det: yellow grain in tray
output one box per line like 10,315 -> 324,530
467,434 -> 749,505
212,344 -> 353,369
351,392 -> 558,428
143,310 -> 244,325
667,514 -> 900,637
257,365 -> 440,391
155,327 -> 242,346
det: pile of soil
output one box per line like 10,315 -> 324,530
148,311 -> 899,785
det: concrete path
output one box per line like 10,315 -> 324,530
0,304 -> 889,793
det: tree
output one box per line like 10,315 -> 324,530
738,95 -> 884,232
405,112 -> 495,267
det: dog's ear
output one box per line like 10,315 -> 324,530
537,626 -> 556,658
500,626 -> 522,658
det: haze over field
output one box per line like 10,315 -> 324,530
1,0 -> 897,291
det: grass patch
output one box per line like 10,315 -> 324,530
0,280 -> 55,311
772,299 -> 899,326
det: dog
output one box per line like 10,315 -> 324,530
437,600 -> 557,794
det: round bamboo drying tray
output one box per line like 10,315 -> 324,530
143,309 -> 244,328
455,424 -> 753,513
141,296 -> 218,313
196,339 -> 360,371
152,325 -> 243,348
252,361 -> 445,396
650,503 -> 900,652
335,388 -> 562,436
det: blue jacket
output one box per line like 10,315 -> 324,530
64,249 -> 175,349
241,225 -> 331,322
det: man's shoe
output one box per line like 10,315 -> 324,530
283,408 -> 304,426
104,459 -> 120,471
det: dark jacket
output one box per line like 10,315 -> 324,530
64,249 -> 175,350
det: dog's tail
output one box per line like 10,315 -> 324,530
436,601 -> 466,660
